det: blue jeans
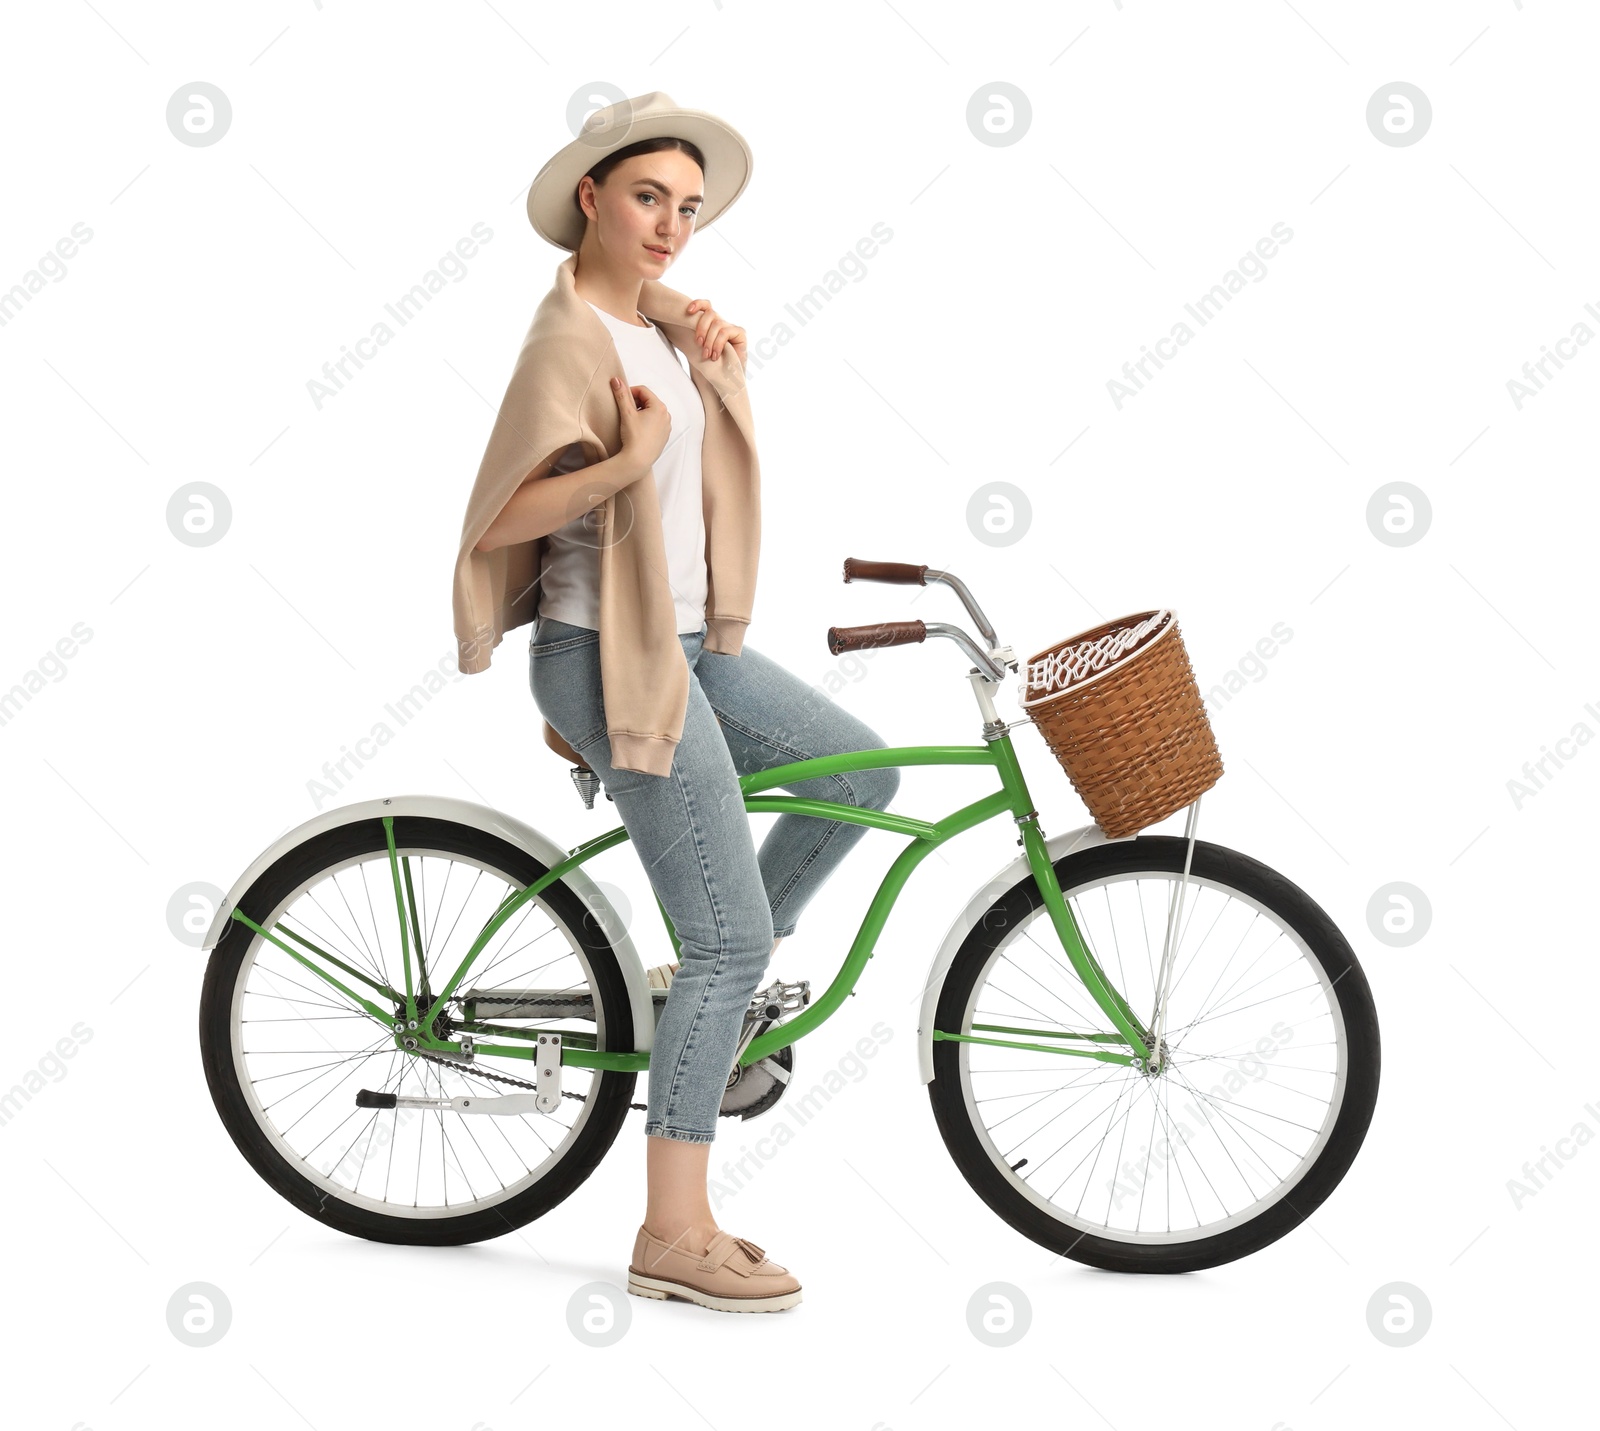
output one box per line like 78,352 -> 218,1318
528,615 -> 899,1143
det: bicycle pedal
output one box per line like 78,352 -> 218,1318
727,979 -> 810,1065
747,977 -> 809,1020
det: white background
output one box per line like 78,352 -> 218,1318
2,1 -> 1593,1427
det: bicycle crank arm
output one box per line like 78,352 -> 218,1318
355,1089 -> 548,1116
730,977 -> 811,1065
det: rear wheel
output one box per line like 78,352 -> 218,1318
199,816 -> 638,1245
928,836 -> 1380,1272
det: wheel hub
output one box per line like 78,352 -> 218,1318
1136,1035 -> 1173,1078
392,996 -> 453,1049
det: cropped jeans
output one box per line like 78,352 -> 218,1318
528,615 -> 899,1144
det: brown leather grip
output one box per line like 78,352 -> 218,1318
842,558 -> 929,585
827,620 -> 927,655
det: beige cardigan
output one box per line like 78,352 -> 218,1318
453,253 -> 761,777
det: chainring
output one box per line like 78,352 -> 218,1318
718,1044 -> 795,1121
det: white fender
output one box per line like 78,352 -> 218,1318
916,822 -> 1135,1084
201,794 -> 658,1053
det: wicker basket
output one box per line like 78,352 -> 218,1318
1020,609 -> 1223,839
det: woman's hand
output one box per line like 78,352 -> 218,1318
685,298 -> 747,367
611,375 -> 671,477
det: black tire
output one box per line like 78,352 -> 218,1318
199,815 -> 638,1246
928,835 -> 1380,1273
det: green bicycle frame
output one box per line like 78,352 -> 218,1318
228,731 -> 1157,1077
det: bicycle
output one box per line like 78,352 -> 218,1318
198,558 -> 1380,1273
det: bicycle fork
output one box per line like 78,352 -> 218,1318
1015,817 -> 1156,1066
1013,795 -> 1202,1076
959,673 -> 1159,1072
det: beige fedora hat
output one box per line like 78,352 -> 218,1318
526,91 -> 753,251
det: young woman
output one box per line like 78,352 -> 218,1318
471,94 -> 898,1313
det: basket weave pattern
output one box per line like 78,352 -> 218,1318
1021,610 -> 1223,839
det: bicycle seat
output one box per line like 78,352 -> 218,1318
543,720 -> 591,771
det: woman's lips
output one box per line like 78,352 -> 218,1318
644,246 -> 670,260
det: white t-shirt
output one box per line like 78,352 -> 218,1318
536,301 -> 708,634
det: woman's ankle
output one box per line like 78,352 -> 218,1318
642,1215 -> 720,1253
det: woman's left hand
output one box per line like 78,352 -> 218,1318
685,299 -> 747,367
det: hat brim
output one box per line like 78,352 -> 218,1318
526,101 -> 752,251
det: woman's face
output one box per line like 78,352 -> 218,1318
579,149 -> 704,279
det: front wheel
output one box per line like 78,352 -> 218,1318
928,836 -> 1380,1273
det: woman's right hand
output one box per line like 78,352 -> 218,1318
611,376 -> 671,478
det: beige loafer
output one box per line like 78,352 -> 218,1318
645,960 -> 679,990
627,1225 -> 802,1312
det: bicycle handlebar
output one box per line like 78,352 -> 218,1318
826,619 -> 927,656
842,557 -> 928,585
835,557 -> 1012,680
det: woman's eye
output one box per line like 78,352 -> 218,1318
637,192 -> 698,220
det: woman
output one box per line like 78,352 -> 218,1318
464,94 -> 898,1313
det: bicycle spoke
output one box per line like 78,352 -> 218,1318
987,1066 -> 1106,1133
249,1044 -> 392,1089
1172,927 -> 1285,1040
306,878 -> 391,990
1161,891 -> 1230,1006
980,969 -> 1099,1035
252,938 -> 394,1030
327,1050 -> 405,1191
242,987 -> 371,1017
1012,928 -> 1114,1029
288,1034 -> 405,1151
1176,982 -> 1325,1034
1166,1063 -> 1288,1194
